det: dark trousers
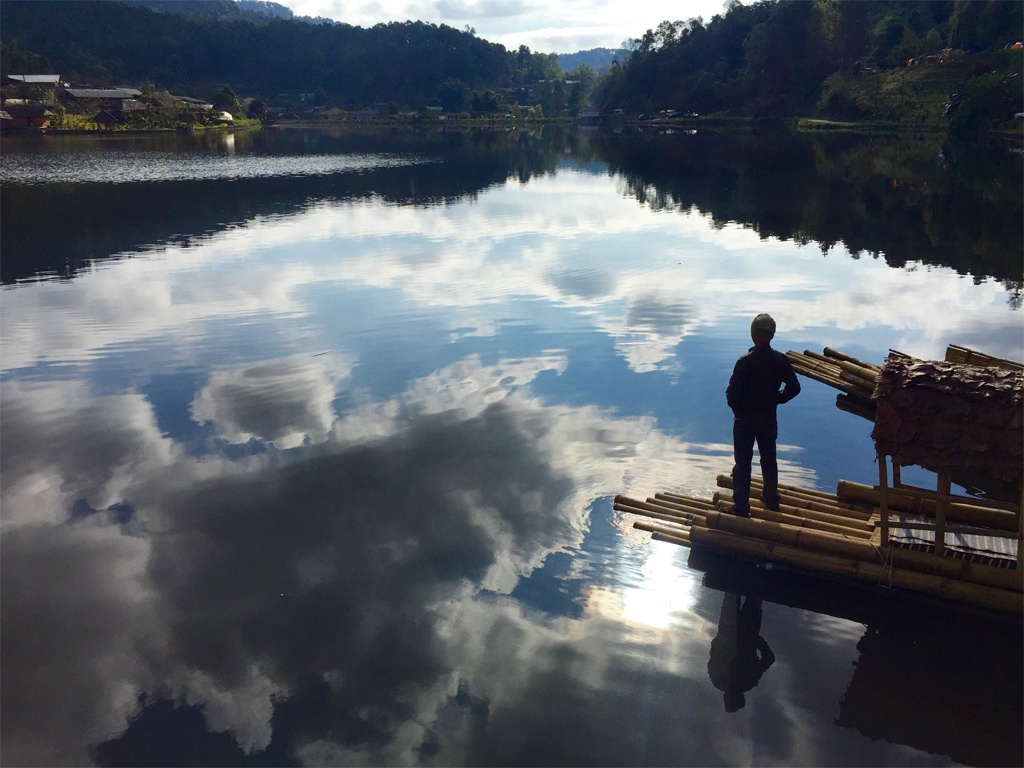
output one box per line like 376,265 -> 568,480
732,417 -> 779,512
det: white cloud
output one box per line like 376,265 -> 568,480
278,0 -> 733,51
192,354 -> 355,449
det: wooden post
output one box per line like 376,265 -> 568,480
935,473 -> 950,557
1017,485 -> 1023,571
878,451 -> 889,546
892,463 -> 901,489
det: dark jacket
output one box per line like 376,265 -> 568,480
726,344 -> 800,421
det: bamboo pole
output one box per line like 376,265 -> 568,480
613,497 -> 697,523
788,360 -> 863,396
788,352 -> 844,377
713,491 -> 872,538
616,503 -> 694,526
879,451 -> 890,546
712,488 -> 874,533
889,546 -> 1023,593
935,473 -> 950,557
1017,485 -> 1022,571
688,526 -> 1022,613
703,509 -> 878,559
790,357 -> 873,396
633,520 -> 691,542
717,491 -> 874,537
652,531 -> 693,547
835,393 -> 876,422
836,480 -> 1020,530
840,371 -> 877,392
646,495 -> 715,515
698,512 -> 1021,592
655,493 -> 720,512
878,520 -> 1022,539
944,344 -> 1023,372
823,347 -> 882,372
716,475 -> 874,521
716,475 -> 867,506
803,350 -> 878,384
884,482 -> 1020,513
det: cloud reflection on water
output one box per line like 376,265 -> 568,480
1,153 -> 1019,766
2,173 -> 1018,381
1,345 -> 823,765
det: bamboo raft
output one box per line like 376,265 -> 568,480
614,474 -> 1023,614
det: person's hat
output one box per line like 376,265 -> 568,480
751,313 -> 776,340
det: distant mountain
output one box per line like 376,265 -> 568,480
123,0 -> 335,25
236,0 -> 293,19
557,48 -> 628,73
122,0 -> 243,19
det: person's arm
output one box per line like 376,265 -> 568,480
756,636 -> 775,671
778,356 -> 800,404
726,359 -> 745,414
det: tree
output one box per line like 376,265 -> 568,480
566,62 -> 597,115
211,83 -> 236,110
439,78 -> 466,112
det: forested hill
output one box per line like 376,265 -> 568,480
1,0 -> 1022,128
596,0 -> 1023,126
0,0 -> 527,107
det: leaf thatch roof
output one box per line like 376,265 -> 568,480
871,354 -> 1023,484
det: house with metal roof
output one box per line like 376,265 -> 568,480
176,96 -> 214,110
64,88 -> 136,101
6,74 -> 61,84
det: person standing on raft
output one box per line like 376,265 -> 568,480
721,314 -> 800,517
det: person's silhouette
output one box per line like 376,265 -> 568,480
707,593 -> 775,712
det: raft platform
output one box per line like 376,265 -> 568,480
615,474 -> 1022,614
618,343 -> 1023,613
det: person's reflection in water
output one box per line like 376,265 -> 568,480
707,592 -> 775,712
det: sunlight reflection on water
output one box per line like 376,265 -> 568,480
0,149 -> 433,184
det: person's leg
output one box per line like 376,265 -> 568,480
731,419 -> 755,515
755,419 -> 779,510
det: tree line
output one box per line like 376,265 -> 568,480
1,0 -> 1021,128
0,0 -> 588,117
595,0 -> 1022,128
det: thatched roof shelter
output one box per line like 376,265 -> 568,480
871,354 -> 1023,484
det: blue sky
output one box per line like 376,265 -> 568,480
275,0 -> 736,53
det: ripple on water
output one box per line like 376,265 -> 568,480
0,151 -> 434,185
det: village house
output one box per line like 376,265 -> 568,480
348,108 -> 380,121
0,103 -> 53,128
5,74 -> 62,104
62,87 -> 149,121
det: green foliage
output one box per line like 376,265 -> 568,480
3,0 -> 1020,132
817,72 -> 868,119
211,84 -> 235,110
0,1 -> 514,108
0,39 -> 50,74
470,89 -> 505,114
945,58 -> 1024,134
596,0 -> 1023,132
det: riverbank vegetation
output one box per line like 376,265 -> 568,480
1,0 -> 1021,135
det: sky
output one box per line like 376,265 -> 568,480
274,0 -> 737,54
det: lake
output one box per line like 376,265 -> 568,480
1,125 -> 1021,767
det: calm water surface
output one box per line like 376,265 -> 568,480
1,127 -> 1021,767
